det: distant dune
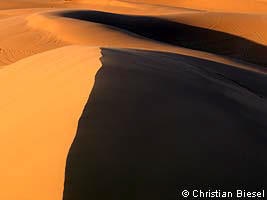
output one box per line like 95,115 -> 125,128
0,1 -> 266,200
120,0 -> 267,12
26,10 -> 267,73
59,10 -> 267,66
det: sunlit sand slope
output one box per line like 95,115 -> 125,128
0,46 -> 102,200
0,10 -> 67,66
0,1 -> 266,200
55,10 -> 267,67
27,10 -> 267,73
123,0 -> 267,12
0,0 -> 66,10
64,48 -> 267,200
164,12 -> 267,45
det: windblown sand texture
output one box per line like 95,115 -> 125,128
0,1 -> 266,200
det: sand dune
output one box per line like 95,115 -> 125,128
64,48 -> 267,200
164,12 -> 267,45
2,0 -> 267,12
0,10 -> 67,66
57,10 -> 267,66
2,8 -> 266,68
0,46 -> 101,200
0,1 -> 266,200
124,0 -> 267,13
26,10 -> 267,73
0,0 -> 64,10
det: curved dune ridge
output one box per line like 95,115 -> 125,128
64,48 -> 267,200
0,1 -> 266,200
57,10 -> 267,66
25,10 -> 267,73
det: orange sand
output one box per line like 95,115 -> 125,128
0,1 -> 266,200
0,46 -> 102,200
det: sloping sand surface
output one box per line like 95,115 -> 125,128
64,48 -> 267,200
26,10 -> 267,73
0,11 -> 67,66
0,0 -> 66,10
123,0 -> 267,13
164,12 -> 267,46
57,10 -> 267,66
0,46 -> 102,200
0,1 -> 266,200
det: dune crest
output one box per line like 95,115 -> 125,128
0,1 -> 266,200
63,48 -> 267,200
26,10 -> 267,73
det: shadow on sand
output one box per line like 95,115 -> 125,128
63,48 -> 267,200
60,10 -> 267,67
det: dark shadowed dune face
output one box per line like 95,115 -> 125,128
63,49 -> 267,200
60,10 -> 267,67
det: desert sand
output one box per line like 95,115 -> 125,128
0,46 -> 102,200
0,1 -> 266,200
